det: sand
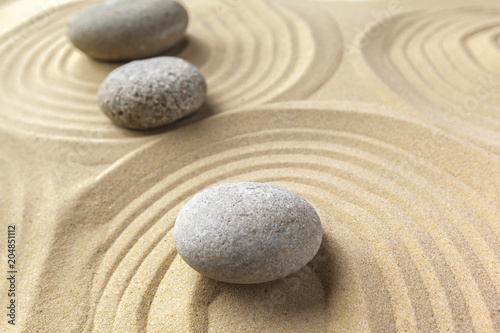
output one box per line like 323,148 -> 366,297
0,0 -> 499,332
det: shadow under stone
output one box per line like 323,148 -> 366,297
188,234 -> 341,332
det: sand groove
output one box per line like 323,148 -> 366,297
355,7 -> 500,153
2,1 -> 500,332
28,103 -> 500,332
0,0 -> 342,139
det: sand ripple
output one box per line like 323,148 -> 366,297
0,0 -> 342,139
355,7 -> 500,153
3,1 -> 500,332
31,103 -> 500,332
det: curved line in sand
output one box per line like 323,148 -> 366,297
354,7 -> 500,153
0,0 -> 342,139
30,103 -> 500,332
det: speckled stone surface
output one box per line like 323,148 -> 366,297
67,0 -> 188,60
173,182 -> 323,284
97,56 -> 207,129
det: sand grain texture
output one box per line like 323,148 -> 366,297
0,0 -> 499,332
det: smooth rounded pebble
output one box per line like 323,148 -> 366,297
97,57 -> 206,129
67,0 -> 188,60
173,182 -> 323,284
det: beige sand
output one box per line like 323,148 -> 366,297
0,0 -> 499,332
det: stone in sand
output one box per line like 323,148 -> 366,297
173,182 -> 323,284
97,56 -> 207,129
67,0 -> 188,60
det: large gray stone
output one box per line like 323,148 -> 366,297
67,0 -> 188,60
97,56 -> 207,129
174,182 -> 323,284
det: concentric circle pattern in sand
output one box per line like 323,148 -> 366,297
0,0 -> 342,139
355,7 -> 500,153
34,103 -> 500,332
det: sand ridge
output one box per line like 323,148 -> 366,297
353,6 -> 500,153
0,0 -> 342,139
0,0 -> 499,332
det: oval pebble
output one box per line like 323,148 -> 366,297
173,182 -> 323,284
97,56 -> 207,129
67,0 -> 188,60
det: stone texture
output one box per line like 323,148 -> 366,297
67,0 -> 188,60
173,182 -> 323,284
97,56 -> 206,129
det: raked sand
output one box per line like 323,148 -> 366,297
0,0 -> 499,332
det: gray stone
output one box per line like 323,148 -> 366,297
173,182 -> 323,284
97,56 -> 206,129
67,0 -> 188,60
